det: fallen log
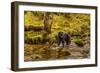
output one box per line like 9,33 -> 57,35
24,25 -> 44,31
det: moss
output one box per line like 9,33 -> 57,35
74,38 -> 84,47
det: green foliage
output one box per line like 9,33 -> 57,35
25,31 -> 43,44
24,11 -> 90,36
24,11 -> 90,45
24,11 -> 44,26
41,31 -> 57,44
73,38 -> 84,47
47,33 -> 57,45
24,30 -> 57,44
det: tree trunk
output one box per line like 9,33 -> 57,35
44,12 -> 52,33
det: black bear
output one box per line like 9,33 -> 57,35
57,32 -> 65,47
64,33 -> 71,45
57,32 -> 71,47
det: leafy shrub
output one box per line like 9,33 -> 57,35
74,38 -> 84,47
48,33 -> 57,44
25,37 -> 33,44
25,34 -> 43,44
41,31 -> 57,44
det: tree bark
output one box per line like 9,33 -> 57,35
44,12 -> 52,33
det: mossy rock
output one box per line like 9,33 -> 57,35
74,38 -> 84,47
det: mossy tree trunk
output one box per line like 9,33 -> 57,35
44,12 -> 52,33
